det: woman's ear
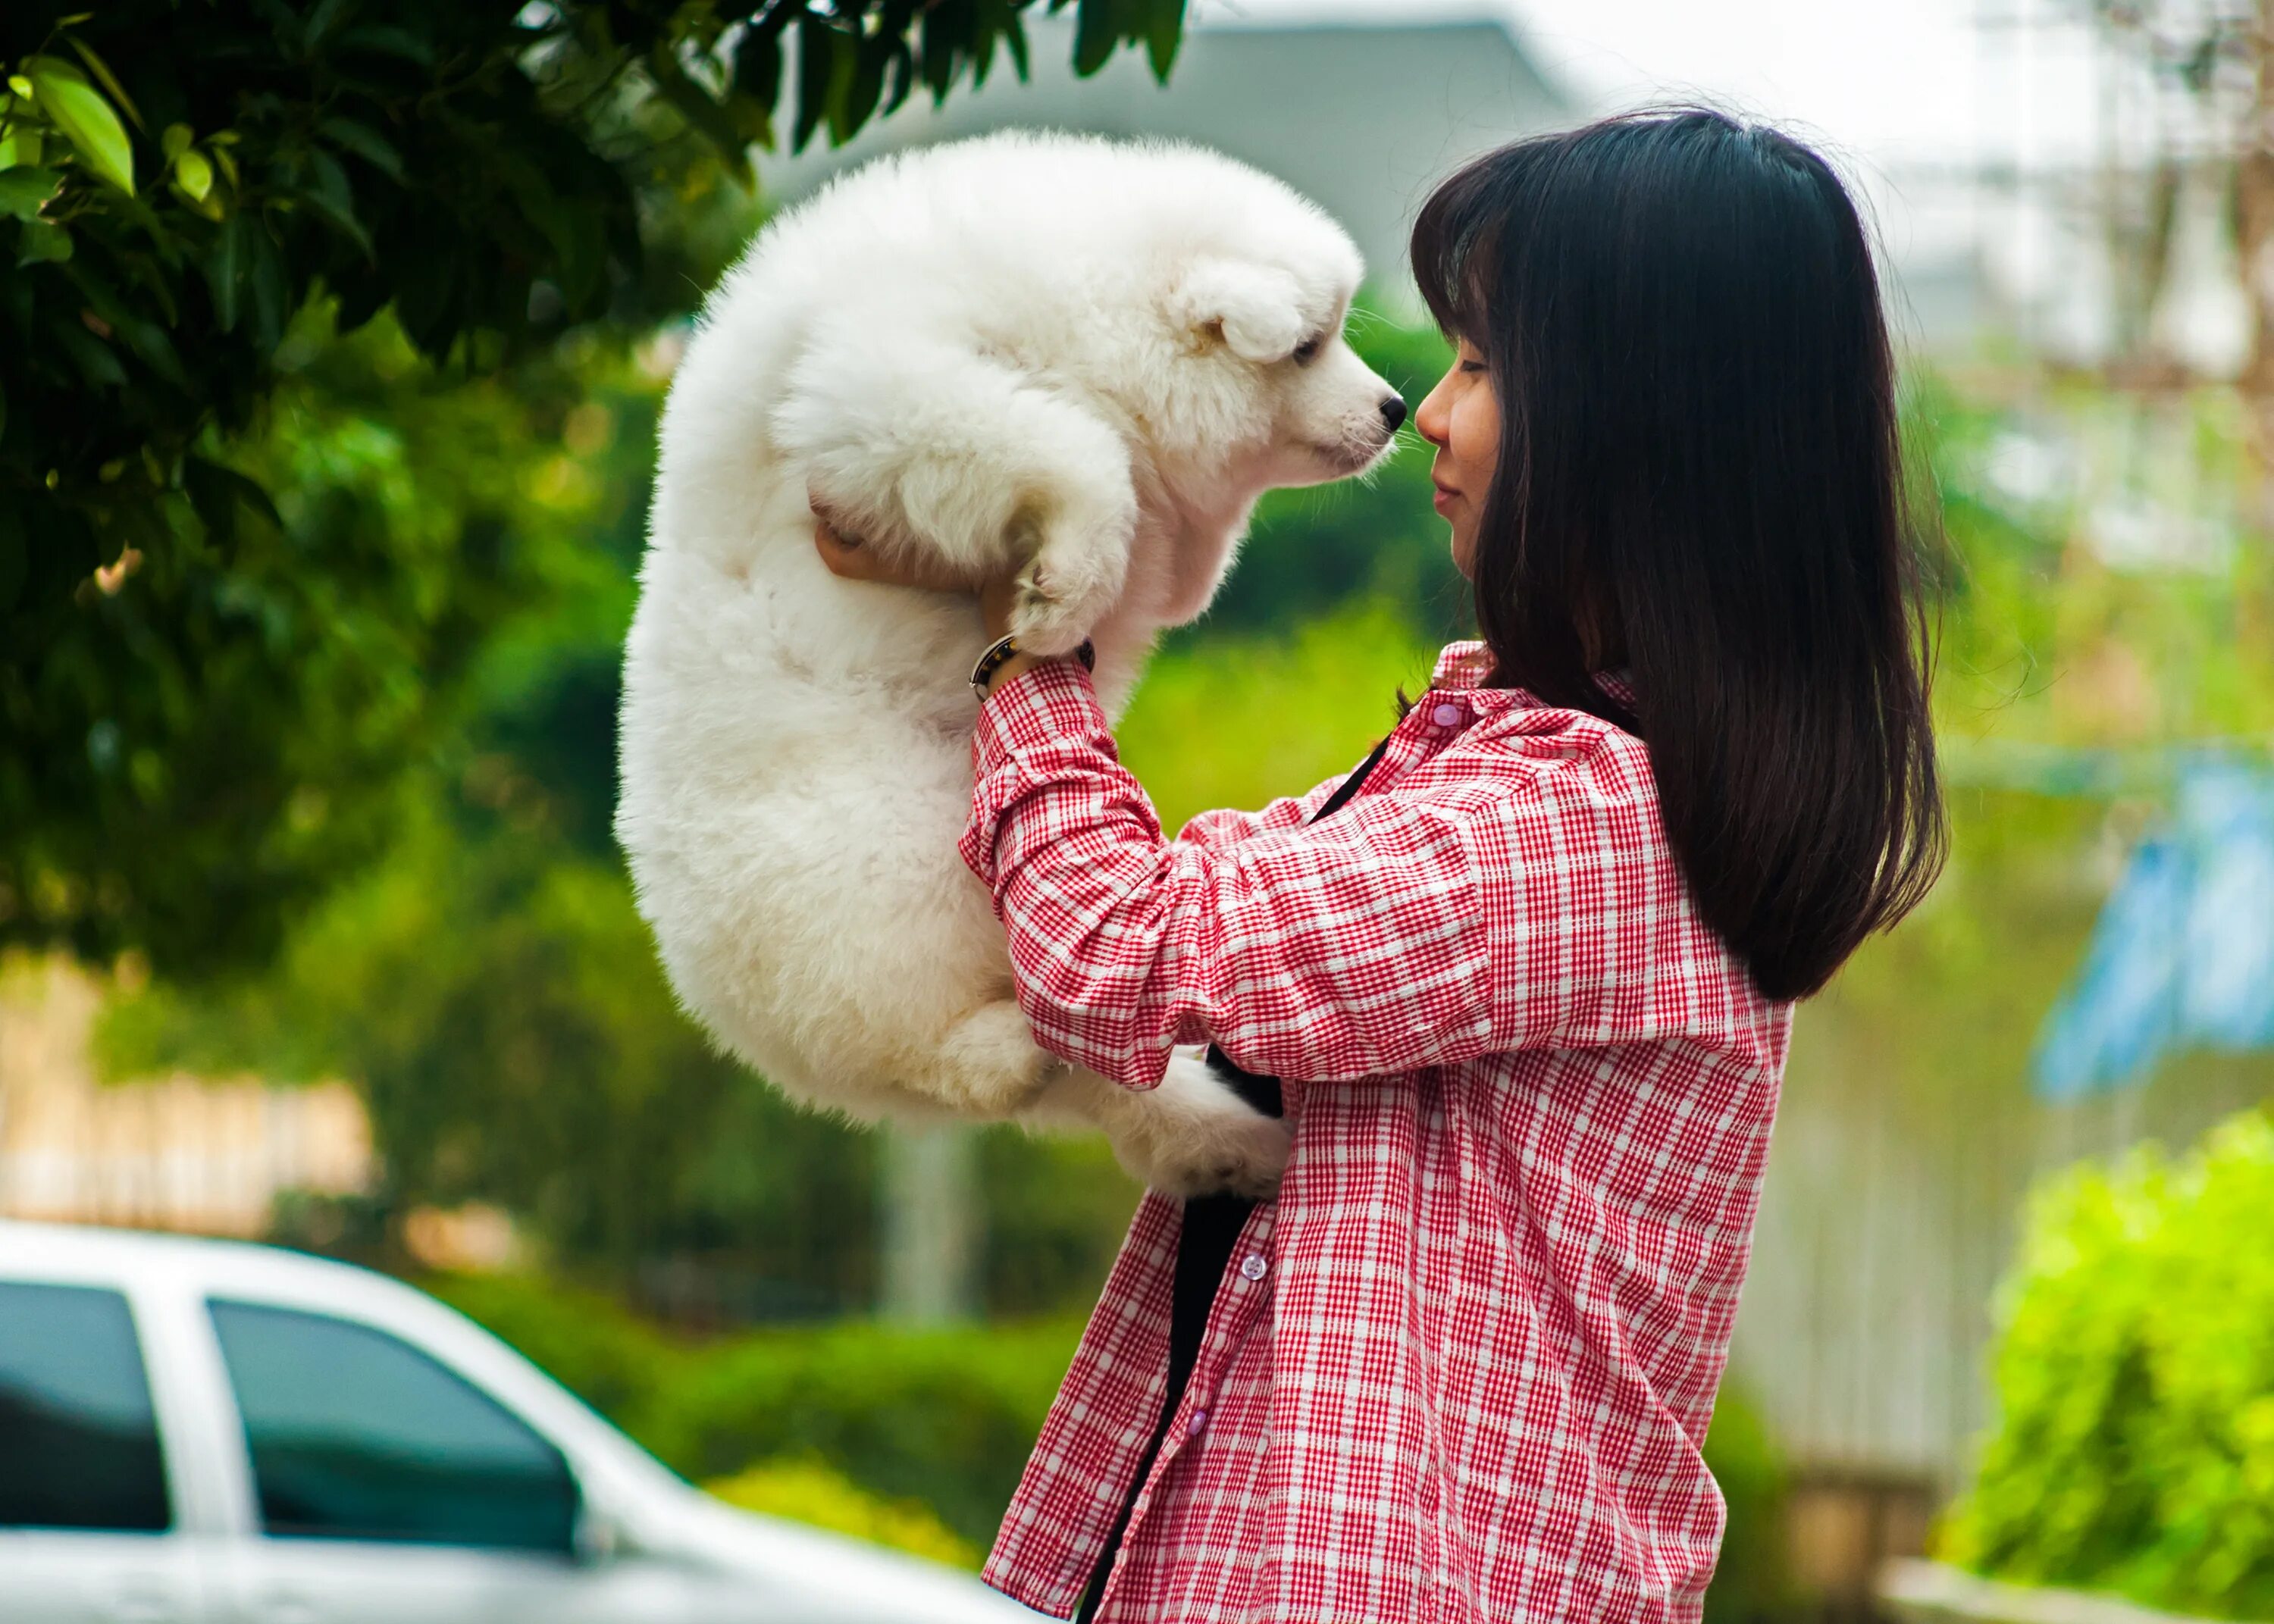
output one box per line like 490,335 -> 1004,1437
1173,259 -> 1307,361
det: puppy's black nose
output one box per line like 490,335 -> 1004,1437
1380,396 -> 1408,433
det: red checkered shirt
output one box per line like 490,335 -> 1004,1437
959,642 -> 1792,1624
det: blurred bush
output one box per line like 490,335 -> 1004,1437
1702,1386 -> 1796,1624
1121,599 -> 1440,834
703,1457 -> 978,1569
426,1270 -> 1080,1549
1940,1108 -> 2274,1619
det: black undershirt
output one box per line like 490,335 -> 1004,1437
1073,740 -> 1388,1623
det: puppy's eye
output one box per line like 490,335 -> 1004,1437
1292,334 -> 1323,365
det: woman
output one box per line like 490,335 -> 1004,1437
819,110 -> 1944,1624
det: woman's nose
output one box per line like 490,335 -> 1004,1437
1414,377 -> 1451,448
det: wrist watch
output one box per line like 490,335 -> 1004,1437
969,635 -> 1095,701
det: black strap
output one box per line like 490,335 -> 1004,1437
1074,737 -> 1391,1622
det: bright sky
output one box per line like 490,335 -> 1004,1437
1189,0 -> 2100,174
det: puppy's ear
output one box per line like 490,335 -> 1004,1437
1174,260 -> 1307,362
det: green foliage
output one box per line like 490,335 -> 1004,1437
976,1126 -> 1143,1317
704,1457 -> 979,1568
1120,601 -> 1442,834
1940,1109 -> 2274,1619
1911,371 -> 2274,750
425,1269 -> 1082,1548
641,1319 -> 1080,1547
34,304 -> 611,978
1702,1387 -> 1796,1624
2,0 -> 1185,975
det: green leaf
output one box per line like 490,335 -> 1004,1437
725,29 -> 781,149
1073,0 -> 1117,76
882,40 -> 915,117
55,319 -> 126,388
246,216 -> 287,350
205,209 -> 250,331
793,16 -> 839,154
27,56 -> 134,196
304,0 -> 355,49
318,117 -> 405,182
831,38 -> 888,146
0,166 -> 61,221
647,46 -> 752,186
161,123 -> 193,161
731,23 -> 785,117
0,119 -> 28,169
71,267 -> 192,390
67,37 -> 143,130
919,8 -> 958,102
1146,2 -> 1184,82
304,146 -> 372,257
335,25 -> 435,66
173,149 -> 212,202
15,217 -> 73,264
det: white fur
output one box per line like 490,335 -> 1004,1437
617,133 -> 1397,1197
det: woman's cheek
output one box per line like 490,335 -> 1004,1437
1458,392 -> 1499,487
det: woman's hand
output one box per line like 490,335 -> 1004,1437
810,493 -> 1020,643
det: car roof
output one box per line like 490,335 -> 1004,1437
0,1219 -> 400,1300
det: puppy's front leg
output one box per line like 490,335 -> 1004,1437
1026,1050 -> 1291,1200
776,327 -> 1136,649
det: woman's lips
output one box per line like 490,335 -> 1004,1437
1431,481 -> 1458,512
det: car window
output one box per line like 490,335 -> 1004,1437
208,1300 -> 578,1554
0,1281 -> 171,1533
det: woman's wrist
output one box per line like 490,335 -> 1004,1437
971,635 -> 1095,701
982,651 -> 1046,696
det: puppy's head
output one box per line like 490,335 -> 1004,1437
1159,239 -> 1402,495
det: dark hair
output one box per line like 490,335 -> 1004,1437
1410,109 -> 1945,1001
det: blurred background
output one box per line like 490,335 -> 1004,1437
3,2 -> 2272,1619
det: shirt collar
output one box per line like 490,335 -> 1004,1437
1430,643 -> 1637,716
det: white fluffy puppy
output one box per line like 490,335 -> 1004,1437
618,131 -> 1402,1195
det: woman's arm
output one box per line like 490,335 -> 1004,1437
1174,768 -> 1358,851
960,660 -> 1682,1090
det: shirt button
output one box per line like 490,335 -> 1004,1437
1238,1253 -> 1269,1282
1430,702 -> 1464,728
1187,1407 -> 1208,1435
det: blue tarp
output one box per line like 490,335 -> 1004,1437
2031,759 -> 2274,1099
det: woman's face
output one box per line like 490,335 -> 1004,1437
1414,336 -> 1499,579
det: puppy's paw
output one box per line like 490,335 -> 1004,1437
1141,1109 -> 1291,1201
1107,1049 -> 1291,1200
1010,512 -> 1130,657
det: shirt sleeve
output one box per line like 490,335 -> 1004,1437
1174,771 -> 1354,850
959,660 -> 1668,1090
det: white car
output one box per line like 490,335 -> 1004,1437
0,1221 -> 1040,1622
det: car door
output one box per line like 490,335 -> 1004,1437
202,1298 -> 686,1624
0,1279 -> 212,1624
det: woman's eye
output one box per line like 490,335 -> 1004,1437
1458,358 -> 1487,375
1292,335 -> 1322,365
